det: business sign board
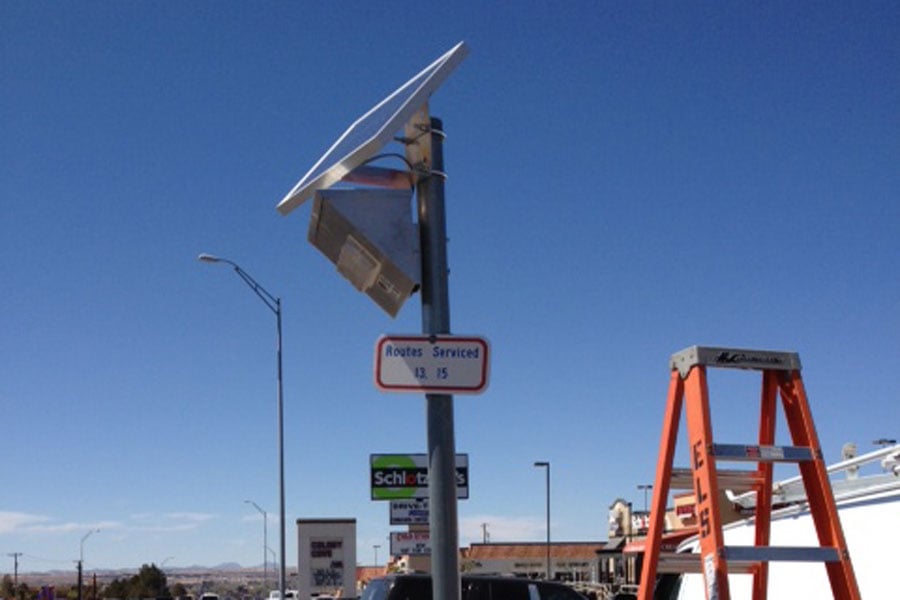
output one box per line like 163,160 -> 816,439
296,519 -> 356,600
371,453 -> 469,500
390,499 -> 430,525
374,335 -> 490,394
390,530 -> 431,556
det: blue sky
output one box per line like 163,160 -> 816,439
2,0 -> 898,574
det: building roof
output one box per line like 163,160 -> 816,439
463,542 -> 606,560
356,565 -> 387,583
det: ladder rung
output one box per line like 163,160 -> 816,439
655,546 -> 841,575
656,552 -> 756,574
712,443 -> 815,463
671,467 -> 765,491
656,552 -> 704,574
670,345 -> 802,377
722,545 -> 841,563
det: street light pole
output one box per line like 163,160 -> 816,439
199,254 -> 286,600
373,544 -> 380,567
247,500 -> 269,593
638,484 -> 653,513
78,529 -> 100,600
534,461 -> 551,580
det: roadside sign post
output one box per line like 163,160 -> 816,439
276,43 -> 470,600
417,117 -> 460,600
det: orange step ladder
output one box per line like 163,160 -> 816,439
637,346 -> 861,600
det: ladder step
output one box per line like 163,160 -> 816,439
711,443 -> 816,463
671,467 -> 765,491
655,546 -> 841,574
670,345 -> 802,377
722,545 -> 841,563
656,552 -> 707,574
656,552 -> 756,574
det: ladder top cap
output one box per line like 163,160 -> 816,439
671,345 -> 802,377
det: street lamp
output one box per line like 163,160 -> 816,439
373,544 -> 381,567
246,500 -> 269,592
199,253 -> 286,600
534,461 -> 550,580
638,484 -> 653,512
78,529 -> 100,600
267,546 -> 277,571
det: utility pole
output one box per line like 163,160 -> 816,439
481,523 -> 489,544
7,553 -> 22,586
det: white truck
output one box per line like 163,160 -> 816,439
668,443 -> 900,599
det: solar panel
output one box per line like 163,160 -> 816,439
276,41 -> 469,216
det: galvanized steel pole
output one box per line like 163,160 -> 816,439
417,116 -> 461,600
534,462 -> 551,579
198,255 -> 285,600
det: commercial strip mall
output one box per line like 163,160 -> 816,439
299,488 -> 724,596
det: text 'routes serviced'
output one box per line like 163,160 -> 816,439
382,343 -> 481,359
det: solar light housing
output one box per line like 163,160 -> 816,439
308,188 -> 419,317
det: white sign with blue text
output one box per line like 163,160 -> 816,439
374,334 -> 490,394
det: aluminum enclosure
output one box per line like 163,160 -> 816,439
308,188 -> 419,317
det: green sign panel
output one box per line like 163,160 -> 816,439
370,453 -> 469,500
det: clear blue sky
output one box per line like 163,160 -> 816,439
3,0 -> 898,574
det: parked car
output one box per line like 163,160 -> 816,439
361,574 -> 587,600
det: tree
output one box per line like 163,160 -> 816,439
101,564 -> 169,600
133,564 -> 169,599
103,577 -> 131,600
16,582 -> 35,600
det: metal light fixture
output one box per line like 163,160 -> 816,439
77,528 -> 100,600
307,188 -> 419,317
638,484 -> 653,512
199,254 -> 287,600
246,500 -> 269,592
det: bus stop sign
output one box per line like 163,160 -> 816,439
374,334 -> 489,394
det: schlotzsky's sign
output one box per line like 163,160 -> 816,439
371,454 -> 469,500
374,335 -> 490,394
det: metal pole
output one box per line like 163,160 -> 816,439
276,298 -> 286,600
78,529 -> 98,600
534,462 -> 550,580
247,501 -> 269,593
417,116 -> 460,600
638,484 -> 652,513
7,553 -> 21,587
198,255 -> 285,600
545,465 -> 550,579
